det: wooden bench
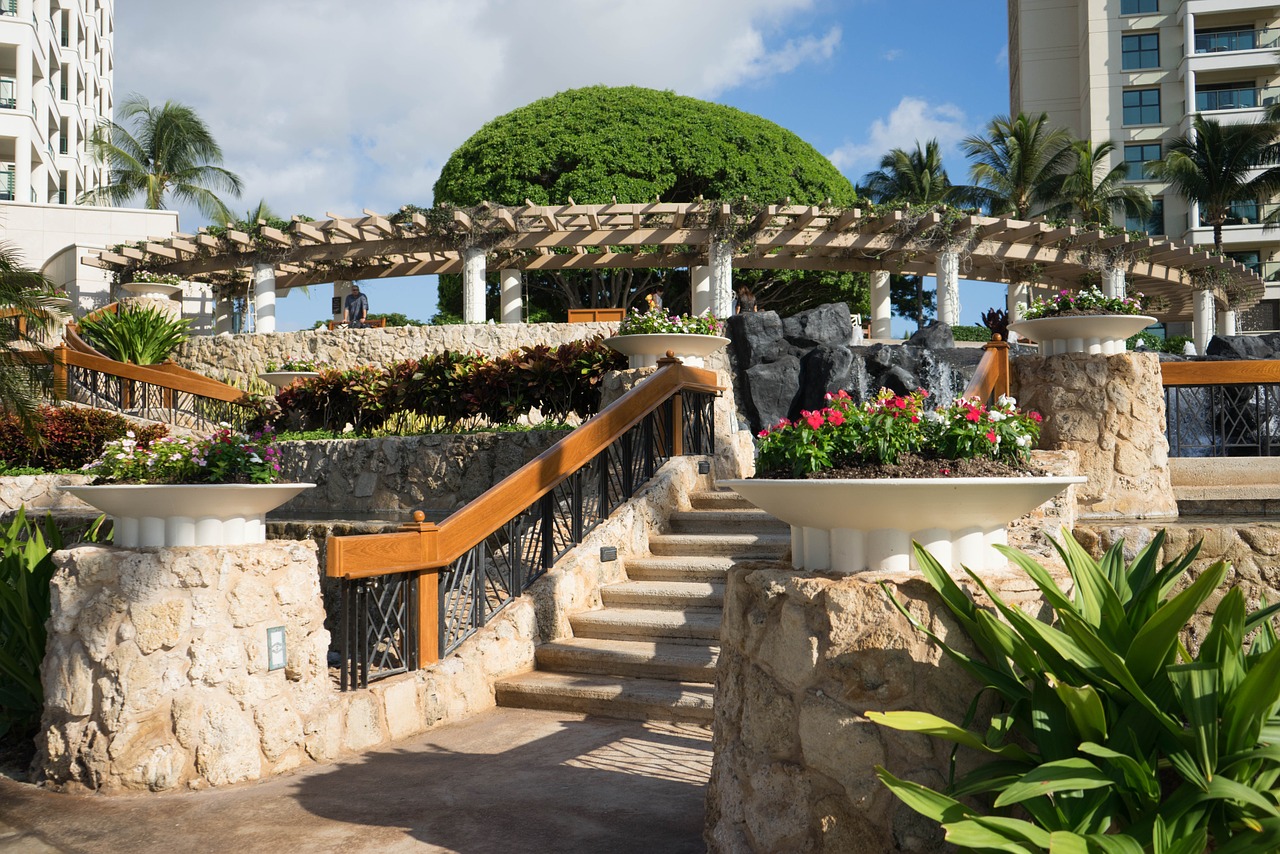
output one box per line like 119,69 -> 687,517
567,309 -> 626,323
327,317 -> 388,330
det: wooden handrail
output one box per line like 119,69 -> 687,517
962,336 -> 1011,403
17,345 -> 246,403
1161,359 -> 1280,386
327,361 -> 721,581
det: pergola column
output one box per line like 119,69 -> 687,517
1103,265 -> 1126,299
936,251 -> 960,326
1193,289 -> 1215,355
1217,308 -> 1238,337
462,247 -> 486,324
252,262 -> 277,334
214,297 -> 234,335
690,265 -> 712,316
333,280 -> 353,324
1007,282 -> 1030,321
500,268 -> 522,323
709,241 -> 734,319
870,271 -> 892,339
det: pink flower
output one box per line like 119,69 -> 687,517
1028,411 -> 1043,423
803,410 -> 825,429
965,409 -> 982,423
826,409 -> 844,427
986,431 -> 997,443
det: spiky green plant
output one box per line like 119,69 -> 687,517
77,304 -> 191,365
871,534 -> 1280,853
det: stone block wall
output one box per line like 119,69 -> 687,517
0,474 -> 93,512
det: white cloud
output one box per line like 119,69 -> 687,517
827,96 -> 973,182
881,48 -> 903,62
113,0 -> 840,226
995,45 -> 1009,66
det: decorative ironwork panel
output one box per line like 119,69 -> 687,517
682,391 -> 715,455
64,365 -> 252,433
1165,384 -> 1280,456
339,573 -> 417,690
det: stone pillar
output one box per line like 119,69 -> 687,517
869,271 -> 892,340
252,262 -> 276,334
1013,353 -> 1176,520
333,280 -> 353,324
1193,289 -> 1215,355
500,268 -> 522,323
690,265 -> 712,316
936,251 -> 960,326
214,297 -> 234,334
1218,309 -> 1237,337
709,241 -> 734,319
1103,265 -> 1126,300
462,247 -> 486,324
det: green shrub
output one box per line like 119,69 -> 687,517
77,304 -> 192,364
951,324 -> 993,342
872,534 -> 1280,852
0,406 -> 168,471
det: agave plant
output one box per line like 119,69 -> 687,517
871,534 -> 1280,853
77,304 -> 191,365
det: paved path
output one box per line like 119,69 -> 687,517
0,709 -> 712,853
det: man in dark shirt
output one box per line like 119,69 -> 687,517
343,284 -> 369,328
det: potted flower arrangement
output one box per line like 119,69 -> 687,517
121,270 -> 184,299
1007,286 -> 1156,355
62,424 -> 313,547
604,305 -> 729,369
259,358 -> 321,389
722,390 -> 1083,575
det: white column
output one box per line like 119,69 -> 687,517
333,280 -> 353,323
1218,309 -> 1237,337
690,265 -> 712,316
214,297 -> 234,334
709,241 -> 734,319
1007,282 -> 1030,322
936,251 -> 960,326
500,267 -> 522,323
462,247 -> 486,324
870,271 -> 892,339
1103,266 -> 1126,300
252,262 -> 277,334
1193,289 -> 1215,355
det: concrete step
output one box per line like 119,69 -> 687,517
667,509 -> 787,535
495,672 -> 715,722
570,607 -> 723,643
624,556 -> 735,583
648,532 -> 790,558
689,490 -> 756,511
601,580 -> 724,609
534,638 -> 718,683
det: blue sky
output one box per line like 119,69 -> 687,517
115,0 -> 1011,334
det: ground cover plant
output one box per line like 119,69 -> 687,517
1024,286 -> 1148,320
617,305 -> 722,336
0,406 -> 168,471
82,425 -> 282,484
872,533 -> 1280,853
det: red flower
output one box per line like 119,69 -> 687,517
1028,411 -> 1043,423
986,431 -> 997,443
826,409 -> 845,426
803,410 -> 824,429
910,415 -> 920,423
965,409 -> 982,423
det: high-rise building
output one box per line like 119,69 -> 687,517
1009,0 -> 1280,332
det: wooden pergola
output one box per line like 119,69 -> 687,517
86,202 -> 1264,331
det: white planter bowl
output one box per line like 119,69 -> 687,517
259,371 -> 320,389
121,281 -> 183,299
604,334 -> 730,369
62,483 -> 315,547
722,476 -> 1084,575
1007,315 -> 1156,356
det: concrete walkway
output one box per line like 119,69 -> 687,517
0,709 -> 712,853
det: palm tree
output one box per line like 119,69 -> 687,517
959,112 -> 1074,219
861,140 -> 954,205
78,94 -> 244,224
1147,115 -> 1280,252
1041,139 -> 1152,226
0,242 -> 60,430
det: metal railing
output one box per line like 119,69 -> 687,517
1195,27 -> 1279,53
1162,361 -> 1280,456
327,360 -> 721,689
1196,86 -> 1280,111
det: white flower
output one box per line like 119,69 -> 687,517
170,453 -> 183,461
125,430 -> 136,439
997,395 -> 1017,408
249,453 -> 262,463
988,411 -> 1006,422
924,411 -> 944,423
1016,435 -> 1031,448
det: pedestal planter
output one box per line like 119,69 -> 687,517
604,334 -> 730,369
722,476 -> 1084,574
61,483 -> 315,547
259,371 -> 320,389
1007,315 -> 1156,356
121,281 -> 183,299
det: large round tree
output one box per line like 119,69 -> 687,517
432,86 -> 862,318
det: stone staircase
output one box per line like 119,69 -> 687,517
494,488 -> 789,722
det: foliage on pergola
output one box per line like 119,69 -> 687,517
87,201 -> 1264,321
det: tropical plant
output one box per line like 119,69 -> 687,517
617,306 -> 722,336
0,242 -> 62,433
82,425 -> 282,484
265,359 -> 318,373
861,140 -> 956,206
1042,140 -> 1152,226
1024,286 -> 1148,319
872,533 -> 1280,853
0,405 -> 167,471
1147,115 -> 1280,252
78,94 -> 244,224
76,304 -> 191,364
960,112 -> 1075,219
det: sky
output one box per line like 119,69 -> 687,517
113,0 -> 1012,334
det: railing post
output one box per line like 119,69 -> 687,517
397,512 -> 441,666
52,343 -> 68,399
983,335 -> 1011,400
658,354 -> 683,457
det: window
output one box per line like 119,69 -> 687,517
1122,32 -> 1160,69
1123,88 -> 1161,124
1127,198 -> 1164,235
1121,0 -> 1157,13
1124,143 -> 1161,180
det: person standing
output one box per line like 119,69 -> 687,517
343,284 -> 369,328
736,285 -> 757,313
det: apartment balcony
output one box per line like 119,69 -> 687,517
1195,85 -> 1280,112
1186,27 -> 1280,74
0,164 -> 12,200
0,0 -> 15,16
1264,261 -> 1280,284
1186,203 -> 1280,247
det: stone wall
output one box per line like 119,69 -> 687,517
173,322 -> 620,385
0,474 -> 93,512
1013,352 -> 1176,521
